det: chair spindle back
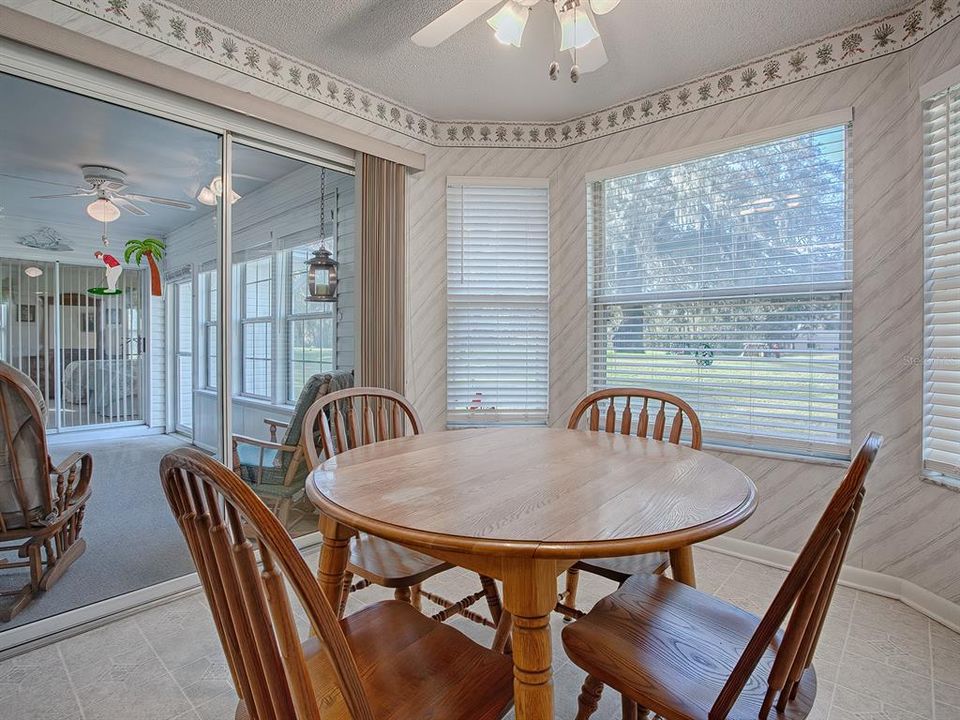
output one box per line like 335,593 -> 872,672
301,387 -> 423,469
159,448 -> 375,720
710,432 -> 882,719
567,388 -> 702,449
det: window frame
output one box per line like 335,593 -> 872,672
237,255 -> 275,401
199,269 -> 219,392
920,67 -> 960,489
585,111 -> 854,461
283,244 -> 336,405
445,176 -> 551,428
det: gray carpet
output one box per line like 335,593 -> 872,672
1,434 -> 196,629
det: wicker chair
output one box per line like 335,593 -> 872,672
0,361 -> 92,621
232,370 -> 353,526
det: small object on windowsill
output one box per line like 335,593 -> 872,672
920,470 -> 960,492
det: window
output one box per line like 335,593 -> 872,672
200,270 -> 218,390
239,256 -> 273,399
286,246 -> 334,403
922,80 -> 960,483
446,179 -> 550,426
174,280 -> 193,431
588,121 -> 851,458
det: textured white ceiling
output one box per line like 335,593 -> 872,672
172,0 -> 912,122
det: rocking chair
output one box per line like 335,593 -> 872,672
232,370 -> 353,526
0,362 -> 92,621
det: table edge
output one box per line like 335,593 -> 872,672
306,478 -> 759,560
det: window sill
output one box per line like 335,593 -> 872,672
920,470 -> 960,493
195,388 -> 295,412
701,441 -> 850,468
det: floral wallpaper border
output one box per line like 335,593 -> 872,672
54,0 -> 960,149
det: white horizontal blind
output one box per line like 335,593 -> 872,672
447,180 -> 549,426
923,84 -> 960,480
588,124 -> 852,458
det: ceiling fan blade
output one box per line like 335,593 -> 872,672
412,0 -> 503,47
112,196 -> 149,216
572,34 -> 608,73
31,190 -> 95,199
122,192 -> 196,211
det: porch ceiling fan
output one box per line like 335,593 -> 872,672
412,0 -> 620,82
31,165 -> 195,222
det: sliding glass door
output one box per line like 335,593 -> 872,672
0,57 -> 355,641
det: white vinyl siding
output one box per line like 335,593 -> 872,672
922,81 -> 960,482
588,124 -> 852,459
446,179 -> 550,427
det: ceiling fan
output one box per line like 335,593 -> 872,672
412,0 -> 620,82
31,165 -> 195,222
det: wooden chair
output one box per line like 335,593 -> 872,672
302,387 -> 506,632
232,370 -> 353,526
562,432 -> 883,720
0,361 -> 92,621
558,388 -> 702,618
159,447 -> 515,720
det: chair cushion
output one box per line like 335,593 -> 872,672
0,361 -> 49,529
562,573 -> 816,720
234,443 -> 283,484
236,600 -> 514,720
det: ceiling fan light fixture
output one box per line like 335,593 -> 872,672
557,2 -> 599,51
487,0 -> 529,47
86,198 -> 121,223
589,0 -> 620,14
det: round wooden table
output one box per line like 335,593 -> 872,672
307,426 -> 757,720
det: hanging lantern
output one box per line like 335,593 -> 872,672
305,244 -> 338,302
305,168 -> 338,302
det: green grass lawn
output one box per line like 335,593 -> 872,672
601,349 -> 846,427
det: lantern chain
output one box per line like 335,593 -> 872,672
319,167 -> 326,247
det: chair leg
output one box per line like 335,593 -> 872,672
409,583 -> 422,611
394,586 -> 413,604
276,498 -> 292,528
575,674 -> 604,720
621,696 -> 638,720
562,568 -> 581,621
492,611 -> 512,654
480,575 -> 512,653
337,571 -> 354,618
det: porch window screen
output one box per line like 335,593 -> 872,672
588,124 -> 852,458
446,179 -> 550,426
922,82 -> 960,481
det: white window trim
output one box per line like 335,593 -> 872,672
585,119 -> 853,462
920,65 -> 960,491
585,108 -> 853,184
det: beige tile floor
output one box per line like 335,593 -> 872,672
1,547 -> 958,720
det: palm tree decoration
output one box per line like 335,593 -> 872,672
124,237 -> 166,296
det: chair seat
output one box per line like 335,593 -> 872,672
236,600 -> 514,720
574,551 -> 669,582
562,574 -> 817,720
348,532 -> 452,587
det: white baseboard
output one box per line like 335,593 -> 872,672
48,424 -> 165,445
704,536 -> 960,634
